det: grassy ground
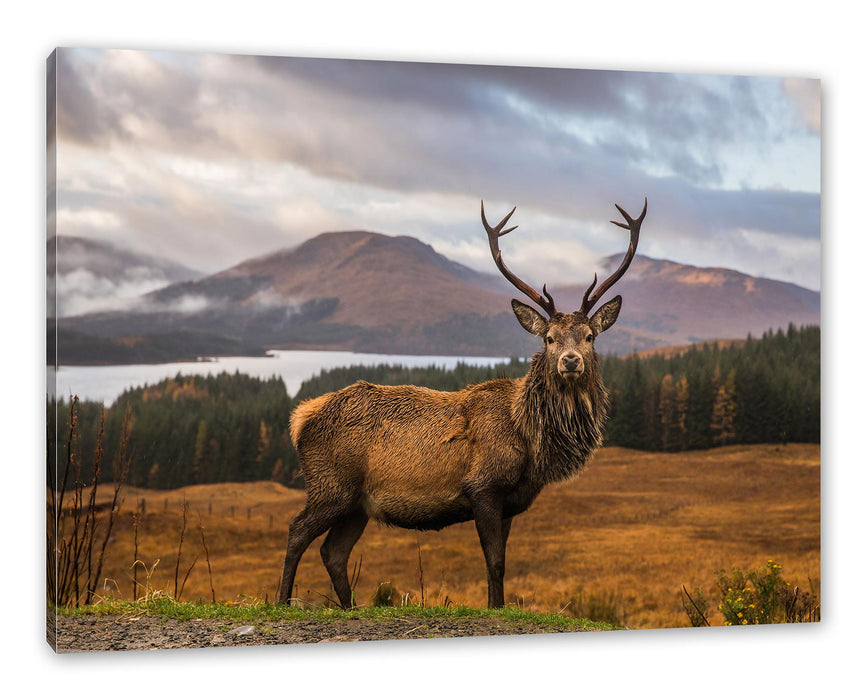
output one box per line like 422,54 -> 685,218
73,443 -> 820,630
57,598 -> 616,631
49,598 -> 615,651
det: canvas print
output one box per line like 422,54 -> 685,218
46,48 -> 820,653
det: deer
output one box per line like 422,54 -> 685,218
278,198 -> 646,609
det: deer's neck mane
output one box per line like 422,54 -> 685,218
513,353 -> 609,485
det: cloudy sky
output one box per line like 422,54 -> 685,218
50,47 -> 821,293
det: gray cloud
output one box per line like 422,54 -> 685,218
53,48 -> 821,291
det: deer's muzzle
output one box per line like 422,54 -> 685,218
558,352 -> 584,378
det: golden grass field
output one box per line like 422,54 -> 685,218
81,443 -> 819,630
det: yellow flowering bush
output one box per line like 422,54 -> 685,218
716,561 -> 799,625
683,560 -> 818,627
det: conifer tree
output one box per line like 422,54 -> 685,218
658,373 -> 677,451
710,367 -> 737,446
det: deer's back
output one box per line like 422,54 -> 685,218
291,379 -> 531,528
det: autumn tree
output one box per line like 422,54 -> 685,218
710,366 -> 737,446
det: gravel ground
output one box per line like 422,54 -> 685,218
49,613 -> 590,653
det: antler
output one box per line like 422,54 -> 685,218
579,198 -> 646,315
481,201 -> 557,317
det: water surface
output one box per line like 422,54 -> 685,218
51,350 -> 510,405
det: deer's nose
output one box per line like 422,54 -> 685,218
560,353 -> 583,373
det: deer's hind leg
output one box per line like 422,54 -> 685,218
278,503 -> 341,604
320,507 -> 369,608
278,448 -> 365,606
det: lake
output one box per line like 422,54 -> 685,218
50,350 -> 512,405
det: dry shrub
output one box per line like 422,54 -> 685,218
371,582 -> 400,607
559,586 -> 627,627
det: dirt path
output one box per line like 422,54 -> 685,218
51,613 -> 592,652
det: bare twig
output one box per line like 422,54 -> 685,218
199,516 -> 216,604
416,536 -> 426,609
178,555 -> 199,601
83,408 -> 105,603
315,590 -> 341,608
50,396 -> 81,606
349,555 -> 363,608
55,396 -> 78,527
70,399 -> 85,605
91,404 -> 133,604
132,501 -> 141,601
681,585 -> 711,627
174,498 -> 189,599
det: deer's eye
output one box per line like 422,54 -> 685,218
586,333 -> 594,343
545,336 -> 555,345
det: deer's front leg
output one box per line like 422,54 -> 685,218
471,489 -> 507,608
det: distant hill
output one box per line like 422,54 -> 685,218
47,236 -> 203,317
214,230 -> 510,327
52,231 -> 820,364
550,255 -> 820,353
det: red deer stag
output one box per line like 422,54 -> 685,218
278,198 -> 646,608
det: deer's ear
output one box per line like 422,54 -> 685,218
589,295 -> 622,335
512,299 -> 549,337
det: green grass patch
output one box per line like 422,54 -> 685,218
54,598 -> 618,632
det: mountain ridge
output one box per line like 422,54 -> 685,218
211,230 -> 510,326
51,230 -> 820,363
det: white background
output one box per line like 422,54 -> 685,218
4,2 -> 860,696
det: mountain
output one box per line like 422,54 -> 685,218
213,230 -> 510,327
52,231 -> 820,364
47,236 -> 203,317
549,255 -> 821,352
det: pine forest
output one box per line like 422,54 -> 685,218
48,325 -> 819,491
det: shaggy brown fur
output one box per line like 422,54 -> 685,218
278,299 -> 622,608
